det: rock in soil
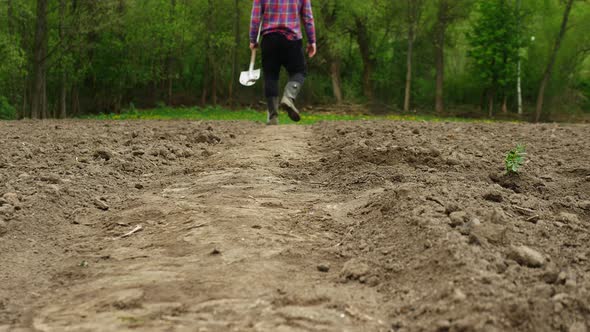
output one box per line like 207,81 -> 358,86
93,198 -> 109,211
542,267 -> 560,284
317,263 -> 330,272
453,288 -> 467,301
507,245 -> 546,268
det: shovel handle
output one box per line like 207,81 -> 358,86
249,49 -> 257,72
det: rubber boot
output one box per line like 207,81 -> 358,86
266,97 -> 279,126
280,81 -> 301,122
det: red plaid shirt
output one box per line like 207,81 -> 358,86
250,0 -> 316,45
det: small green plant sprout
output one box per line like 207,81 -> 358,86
505,144 -> 527,174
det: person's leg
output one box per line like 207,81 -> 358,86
281,39 -> 306,122
261,34 -> 282,125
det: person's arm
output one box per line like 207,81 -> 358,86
301,0 -> 316,57
250,0 -> 263,48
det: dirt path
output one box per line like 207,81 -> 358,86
26,125 -> 388,331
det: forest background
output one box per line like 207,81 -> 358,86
0,0 -> 589,122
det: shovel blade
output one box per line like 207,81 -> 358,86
239,69 -> 261,87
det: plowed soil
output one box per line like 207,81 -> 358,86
0,120 -> 589,332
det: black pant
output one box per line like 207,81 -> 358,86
261,33 -> 306,98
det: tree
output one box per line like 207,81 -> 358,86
534,0 -> 575,122
31,0 -> 48,119
229,0 -> 240,105
58,0 -> 67,119
433,0 -> 473,114
403,0 -> 425,112
317,0 -> 344,103
467,0 -> 520,117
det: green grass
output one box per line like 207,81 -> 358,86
82,106 -> 511,124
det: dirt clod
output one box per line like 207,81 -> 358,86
0,205 -> 15,215
93,149 -> 113,161
569,322 -> 588,332
340,259 -> 370,281
2,193 -> 19,207
557,212 -> 580,224
449,211 -> 469,227
483,190 -> 504,202
0,219 -> 7,236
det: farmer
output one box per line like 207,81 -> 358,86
249,0 -> 317,125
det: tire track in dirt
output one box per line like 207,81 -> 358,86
29,125 -> 389,332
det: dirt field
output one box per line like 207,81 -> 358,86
0,119 -> 589,332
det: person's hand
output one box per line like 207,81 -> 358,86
307,43 -> 317,58
250,43 -> 258,51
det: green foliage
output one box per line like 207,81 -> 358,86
467,0 -> 522,92
505,144 -> 527,174
0,0 -> 588,118
0,96 -> 17,120
0,31 -> 26,100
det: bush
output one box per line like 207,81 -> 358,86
0,96 -> 16,120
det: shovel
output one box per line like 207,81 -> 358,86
240,22 -> 263,87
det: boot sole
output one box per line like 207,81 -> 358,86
280,103 -> 301,122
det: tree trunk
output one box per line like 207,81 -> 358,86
516,0 -> 523,116
229,0 -> 240,105
488,88 -> 495,118
22,79 -> 28,119
330,60 -> 343,104
201,0 -> 216,105
59,0 -> 67,119
404,0 -> 421,113
535,0 -> 574,122
212,65 -> 218,106
434,0 -> 448,114
355,18 -> 374,102
318,1 -> 341,104
166,0 -> 176,106
71,86 -> 80,116
517,60 -> 523,115
41,77 -> 47,119
7,0 -> 14,34
7,0 -> 18,116
31,0 -> 48,120
404,22 -> 414,113
502,95 -> 508,113
201,56 -> 209,105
